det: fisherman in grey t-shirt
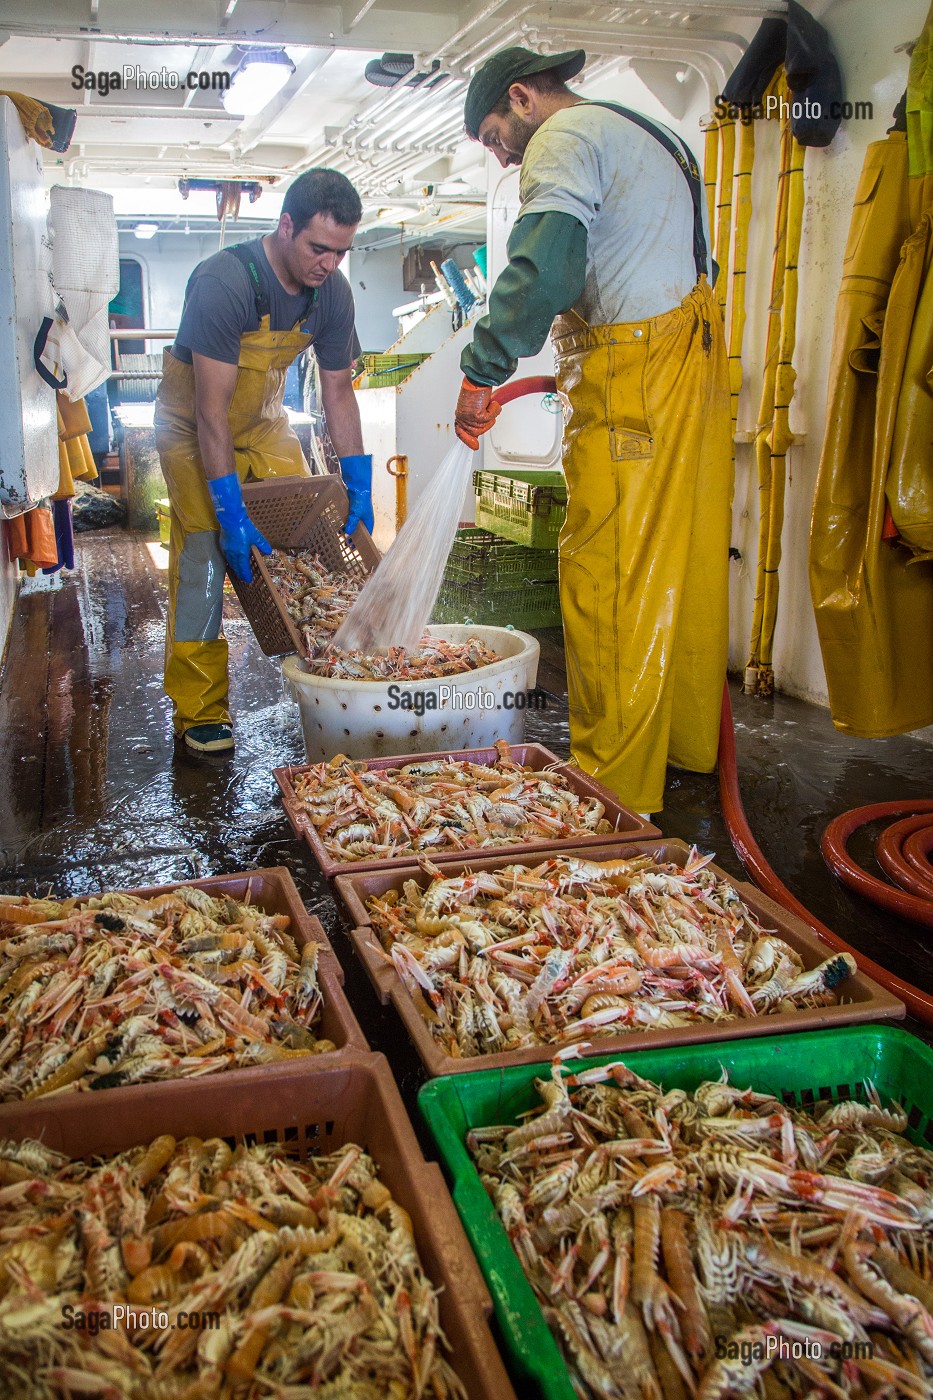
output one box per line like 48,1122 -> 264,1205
154,168 -> 373,756
172,236 -> 360,371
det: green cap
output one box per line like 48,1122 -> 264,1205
463,46 -> 586,139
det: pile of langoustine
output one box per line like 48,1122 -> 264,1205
363,850 -> 858,1058
471,1057 -> 933,1398
293,742 -> 616,862
0,886 -> 332,1099
0,1133 -> 467,1398
266,548 -> 500,680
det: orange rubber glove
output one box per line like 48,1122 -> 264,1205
455,377 -> 501,450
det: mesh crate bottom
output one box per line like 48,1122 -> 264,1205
473,468 -> 567,550
443,527 -> 558,586
432,579 -> 561,629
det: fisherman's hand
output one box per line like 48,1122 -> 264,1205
207,472 -> 271,584
339,454 -> 374,536
455,377 -> 501,450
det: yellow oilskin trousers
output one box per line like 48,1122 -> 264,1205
553,277 -> 733,815
154,316 -> 312,734
809,132 -> 933,735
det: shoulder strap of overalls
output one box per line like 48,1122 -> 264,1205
225,242 -> 318,324
585,101 -> 712,284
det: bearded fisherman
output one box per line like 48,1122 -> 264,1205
455,48 -> 733,817
155,168 -> 372,754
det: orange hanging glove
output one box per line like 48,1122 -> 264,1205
455,377 -> 501,450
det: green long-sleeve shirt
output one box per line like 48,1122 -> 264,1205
460,211 -> 588,387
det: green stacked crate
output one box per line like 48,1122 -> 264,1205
356,352 -> 430,388
432,527 -> 561,628
473,468 -> 567,549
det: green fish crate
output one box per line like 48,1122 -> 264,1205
356,351 -> 429,388
444,527 -> 558,586
419,1024 -> 933,1400
473,467 -> 567,549
432,575 -> 561,629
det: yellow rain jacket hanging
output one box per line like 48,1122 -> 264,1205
809,6 -> 933,736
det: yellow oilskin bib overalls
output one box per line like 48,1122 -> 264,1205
154,315 -> 312,735
553,276 -> 733,815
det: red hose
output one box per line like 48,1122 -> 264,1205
821,802 -> 933,927
491,376 -> 557,406
717,682 -> 933,1025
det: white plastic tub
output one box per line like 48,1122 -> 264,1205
281,625 -> 541,762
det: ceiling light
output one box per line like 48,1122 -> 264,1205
222,49 -> 296,116
134,223 -> 159,239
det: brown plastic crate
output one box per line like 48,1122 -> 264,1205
0,1052 -> 517,1400
0,868 -> 368,1117
274,743 -> 661,881
231,475 -> 381,657
336,839 -> 906,1078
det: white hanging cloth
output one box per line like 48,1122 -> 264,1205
40,186 -> 120,400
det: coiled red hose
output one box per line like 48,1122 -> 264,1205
492,376 -> 933,1022
718,683 -> 933,1025
821,802 -> 933,927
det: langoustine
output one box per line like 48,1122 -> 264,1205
471,1057 -> 933,1398
0,1132 -> 467,1398
363,849 -> 857,1057
0,886 -> 333,1099
292,741 -> 615,862
266,547 -> 501,679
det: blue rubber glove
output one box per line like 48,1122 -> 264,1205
207,472 -> 271,584
339,454 -> 374,536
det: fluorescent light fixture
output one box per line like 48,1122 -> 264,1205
134,223 -> 159,239
222,49 -> 296,116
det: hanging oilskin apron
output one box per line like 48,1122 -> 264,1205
553,276 -> 733,816
809,131 -> 933,735
155,303 -> 312,736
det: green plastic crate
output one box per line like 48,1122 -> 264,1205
155,497 -> 171,548
432,576 -> 561,629
356,351 -> 429,388
444,528 -> 558,587
474,468 -> 567,549
419,1025 -> 933,1400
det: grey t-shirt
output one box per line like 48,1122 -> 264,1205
518,103 -> 709,324
172,238 -> 361,371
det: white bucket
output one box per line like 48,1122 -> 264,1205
281,625 -> 541,762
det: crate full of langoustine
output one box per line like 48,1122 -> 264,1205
0,1051 -> 517,1399
231,474 -> 381,657
335,838 -> 904,1077
420,1024 -> 933,1400
275,740 -> 661,880
0,867 -> 367,1112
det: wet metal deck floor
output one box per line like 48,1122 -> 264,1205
2,528 -> 932,1073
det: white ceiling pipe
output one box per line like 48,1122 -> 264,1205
307,0 -> 641,167
341,88 -> 468,158
321,0 -> 537,149
526,14 -> 750,52
518,25 -> 734,96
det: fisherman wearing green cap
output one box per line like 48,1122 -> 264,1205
454,47 -> 733,818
